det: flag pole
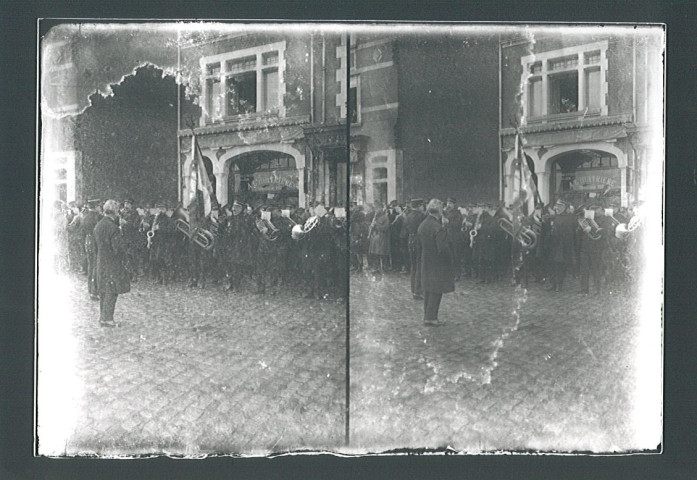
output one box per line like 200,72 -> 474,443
177,26 -> 182,204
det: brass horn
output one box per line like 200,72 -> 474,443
173,209 -> 216,250
497,210 -> 538,250
604,209 -> 630,239
627,215 -> 641,232
577,209 -> 603,241
255,217 -> 280,242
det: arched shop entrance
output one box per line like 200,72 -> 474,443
549,149 -> 622,208
227,151 -> 299,207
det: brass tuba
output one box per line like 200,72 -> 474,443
577,208 -> 603,241
255,217 -> 280,241
173,208 -> 216,250
497,209 -> 538,250
604,208 -> 631,239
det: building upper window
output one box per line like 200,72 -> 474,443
201,42 -> 285,123
521,41 -> 608,121
349,75 -> 360,125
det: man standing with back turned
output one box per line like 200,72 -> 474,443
418,198 -> 455,326
94,199 -> 131,327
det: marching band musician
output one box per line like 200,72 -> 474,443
545,199 -> 578,292
474,206 -> 497,284
303,204 -> 333,300
254,205 -> 289,295
577,204 -> 608,295
443,197 -> 464,281
187,202 -> 218,290
119,198 -> 143,282
461,206 -> 477,279
149,203 -> 177,285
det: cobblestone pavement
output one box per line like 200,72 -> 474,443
37,272 -> 345,456
349,270 -> 660,453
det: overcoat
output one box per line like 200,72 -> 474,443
225,213 -> 256,266
418,214 -> 455,294
547,213 -> 578,265
94,215 -> 131,295
368,211 -> 391,256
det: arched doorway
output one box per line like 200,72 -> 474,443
227,151 -> 298,206
549,149 -> 622,207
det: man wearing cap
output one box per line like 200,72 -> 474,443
418,199 -> 455,325
93,199 -> 130,327
578,204 -> 607,294
546,199 -> 578,292
443,197 -> 464,280
81,200 -> 103,300
119,198 -> 142,281
404,199 -> 426,299
223,200 -> 256,292
149,203 -> 176,284
304,204 -> 332,299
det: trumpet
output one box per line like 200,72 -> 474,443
173,209 -> 216,250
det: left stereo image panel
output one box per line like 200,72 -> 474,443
36,21 -> 349,456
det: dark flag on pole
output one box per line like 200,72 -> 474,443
185,134 -> 217,230
511,133 -> 541,216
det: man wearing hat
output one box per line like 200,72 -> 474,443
93,199 -> 130,326
81,199 -> 103,300
404,199 -> 426,299
418,198 -> 455,325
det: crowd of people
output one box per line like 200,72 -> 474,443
349,197 -> 643,295
50,193 -> 642,326
51,198 -> 349,325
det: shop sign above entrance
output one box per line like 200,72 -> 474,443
565,169 -> 620,191
249,169 -> 298,192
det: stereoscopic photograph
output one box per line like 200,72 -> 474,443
37,21 -> 664,456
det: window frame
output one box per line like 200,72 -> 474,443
521,40 -> 608,122
200,41 -> 286,123
349,75 -> 361,125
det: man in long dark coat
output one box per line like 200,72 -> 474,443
418,199 -> 455,325
303,205 -> 333,299
546,200 -> 579,292
404,199 -> 426,299
93,199 -> 130,327
119,198 -> 143,281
